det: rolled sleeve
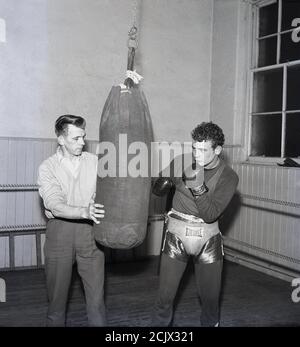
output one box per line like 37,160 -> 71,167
37,162 -> 67,214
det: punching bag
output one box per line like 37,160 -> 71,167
93,83 -> 153,249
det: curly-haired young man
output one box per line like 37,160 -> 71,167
151,121 -> 239,327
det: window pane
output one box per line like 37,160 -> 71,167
259,2 -> 278,37
286,113 -> 300,157
280,31 -> 300,63
253,69 -> 283,113
282,0 -> 300,31
258,36 -> 278,67
287,64 -> 300,110
251,114 -> 282,157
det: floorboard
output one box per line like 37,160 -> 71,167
0,258 -> 299,327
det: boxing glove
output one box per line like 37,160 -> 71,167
152,177 -> 174,197
182,161 -> 208,197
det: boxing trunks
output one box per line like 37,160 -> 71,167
162,209 -> 223,264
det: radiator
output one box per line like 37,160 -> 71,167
221,153 -> 300,279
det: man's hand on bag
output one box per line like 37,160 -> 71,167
82,203 -> 105,224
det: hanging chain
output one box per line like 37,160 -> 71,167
131,0 -> 138,29
124,0 -> 140,86
127,0 -> 139,49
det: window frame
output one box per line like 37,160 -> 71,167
247,0 -> 300,163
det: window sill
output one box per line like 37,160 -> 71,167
240,157 -> 300,169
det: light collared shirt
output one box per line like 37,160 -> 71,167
37,147 -> 98,219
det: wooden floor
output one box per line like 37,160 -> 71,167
0,258 -> 300,327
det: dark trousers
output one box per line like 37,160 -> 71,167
152,253 -> 223,327
44,218 -> 106,327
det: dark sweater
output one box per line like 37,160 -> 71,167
170,158 -> 239,223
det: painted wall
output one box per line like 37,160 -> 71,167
0,0 -> 213,143
210,0 -> 249,147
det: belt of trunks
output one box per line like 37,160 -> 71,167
162,209 -> 223,264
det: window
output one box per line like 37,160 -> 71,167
250,0 -> 300,158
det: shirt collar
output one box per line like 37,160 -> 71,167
56,146 -> 83,163
56,146 -> 64,163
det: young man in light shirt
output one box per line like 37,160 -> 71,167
38,114 -> 106,327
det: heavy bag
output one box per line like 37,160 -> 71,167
93,85 -> 153,249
